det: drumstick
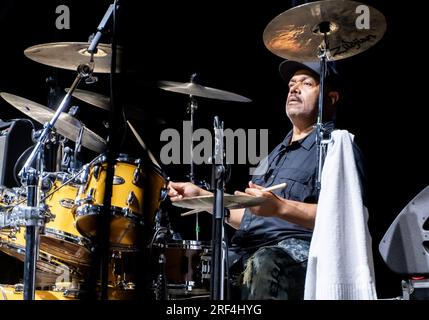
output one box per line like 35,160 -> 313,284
261,182 -> 287,192
127,120 -> 162,168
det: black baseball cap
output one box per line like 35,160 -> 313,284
279,60 -> 341,91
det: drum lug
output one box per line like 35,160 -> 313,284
126,191 -> 136,206
77,188 -> 95,205
93,165 -> 101,181
132,168 -> 141,185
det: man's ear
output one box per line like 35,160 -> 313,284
328,91 -> 339,106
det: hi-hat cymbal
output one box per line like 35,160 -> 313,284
263,0 -> 386,61
0,92 -> 106,153
159,81 -> 252,103
24,42 -> 121,73
172,194 -> 265,210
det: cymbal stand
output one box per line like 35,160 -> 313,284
315,26 -> 333,191
17,65 -> 92,300
72,126 -> 84,173
210,116 -> 227,300
186,73 -> 200,241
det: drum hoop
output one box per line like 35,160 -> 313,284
42,228 -> 92,249
75,204 -> 143,223
164,240 -> 211,250
0,240 -> 78,275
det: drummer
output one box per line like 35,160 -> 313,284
168,59 -> 366,300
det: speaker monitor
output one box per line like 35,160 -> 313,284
0,119 -> 33,187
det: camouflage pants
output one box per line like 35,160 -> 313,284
240,238 -> 310,300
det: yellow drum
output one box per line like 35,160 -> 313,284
75,156 -> 166,250
0,230 -> 81,288
0,285 -> 75,300
41,179 -> 92,267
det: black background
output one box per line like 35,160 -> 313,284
0,0 -> 427,299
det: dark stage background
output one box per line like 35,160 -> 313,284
0,0 -> 426,299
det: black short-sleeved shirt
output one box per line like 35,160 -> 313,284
230,122 -> 367,256
230,125 -> 324,253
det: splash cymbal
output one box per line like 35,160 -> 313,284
24,42 -> 121,73
263,0 -> 386,61
0,92 -> 106,153
159,81 -> 251,102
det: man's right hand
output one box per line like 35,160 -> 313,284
167,181 -> 212,202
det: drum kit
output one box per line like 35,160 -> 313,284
0,0 -> 386,300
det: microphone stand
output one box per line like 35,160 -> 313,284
210,116 -> 227,300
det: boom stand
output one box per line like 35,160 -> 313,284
18,65 -> 93,300
210,116 -> 227,300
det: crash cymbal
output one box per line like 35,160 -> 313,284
65,88 -> 110,110
159,81 -> 252,103
172,194 -> 265,210
0,92 -> 106,153
263,0 -> 386,61
24,42 -> 121,73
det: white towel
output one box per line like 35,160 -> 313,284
304,130 -> 377,300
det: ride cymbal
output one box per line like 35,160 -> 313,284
263,0 -> 386,61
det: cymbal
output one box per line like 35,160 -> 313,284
65,88 -> 110,110
159,81 -> 252,103
24,42 -> 121,73
263,0 -> 386,61
0,92 -> 106,153
66,88 -> 166,124
172,194 -> 265,210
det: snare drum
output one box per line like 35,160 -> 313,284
41,179 -> 92,267
160,240 -> 211,297
75,155 -> 166,250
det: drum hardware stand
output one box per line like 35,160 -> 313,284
210,116 -> 228,300
185,73 -> 202,242
16,46 -> 99,300
153,204 -> 171,300
315,27 -> 333,192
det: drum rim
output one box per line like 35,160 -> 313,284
75,204 -> 143,222
0,239 -> 78,275
42,228 -> 92,249
162,240 -> 211,249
